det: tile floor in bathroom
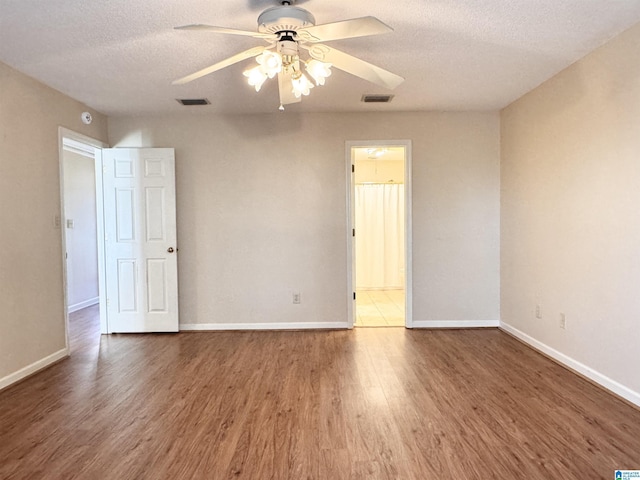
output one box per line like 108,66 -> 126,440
355,289 -> 405,327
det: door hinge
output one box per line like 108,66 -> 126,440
352,228 -> 355,237
352,164 -> 355,173
353,292 -> 356,300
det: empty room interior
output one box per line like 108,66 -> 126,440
1,1 -> 640,478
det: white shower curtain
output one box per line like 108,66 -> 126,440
355,183 -> 405,290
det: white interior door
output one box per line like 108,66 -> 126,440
103,148 -> 178,332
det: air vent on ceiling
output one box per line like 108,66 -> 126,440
361,94 -> 394,103
176,98 -> 210,106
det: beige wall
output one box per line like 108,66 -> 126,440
109,111 -> 501,327
0,61 -> 107,384
501,23 -> 640,399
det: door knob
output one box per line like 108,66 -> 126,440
167,247 -> 175,253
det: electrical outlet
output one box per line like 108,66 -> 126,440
535,304 -> 542,319
559,313 -> 566,329
293,293 -> 301,304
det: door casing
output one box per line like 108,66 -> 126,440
59,134 -> 179,336
346,140 -> 413,328
58,128 -> 108,344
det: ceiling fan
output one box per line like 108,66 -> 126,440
173,0 -> 404,110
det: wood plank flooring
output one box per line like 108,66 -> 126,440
1,305 -> 639,479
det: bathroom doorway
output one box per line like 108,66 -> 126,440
347,141 -> 412,328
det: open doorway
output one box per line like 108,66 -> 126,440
59,128 -> 108,350
347,141 -> 412,328
62,140 -> 99,313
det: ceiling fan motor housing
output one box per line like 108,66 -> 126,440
257,6 -> 316,34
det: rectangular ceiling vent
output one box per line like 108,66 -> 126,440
176,98 -> 210,106
361,94 -> 394,103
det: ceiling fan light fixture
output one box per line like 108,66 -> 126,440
257,50 -> 283,78
173,6 -> 404,109
243,65 -> 269,92
305,59 -> 332,86
291,72 -> 314,97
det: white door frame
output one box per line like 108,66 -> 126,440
58,127 -> 109,347
346,140 -> 413,328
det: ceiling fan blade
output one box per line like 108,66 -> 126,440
306,44 -> 404,90
172,46 -> 267,85
297,17 -> 393,43
278,70 -> 301,106
175,24 -> 276,40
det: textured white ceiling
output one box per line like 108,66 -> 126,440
1,0 -> 639,116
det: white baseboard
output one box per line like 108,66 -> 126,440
68,297 -> 99,313
0,348 -> 69,391
411,319 -> 500,329
180,322 -> 349,331
500,322 -> 640,408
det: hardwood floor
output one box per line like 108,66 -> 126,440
1,306 -> 639,479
